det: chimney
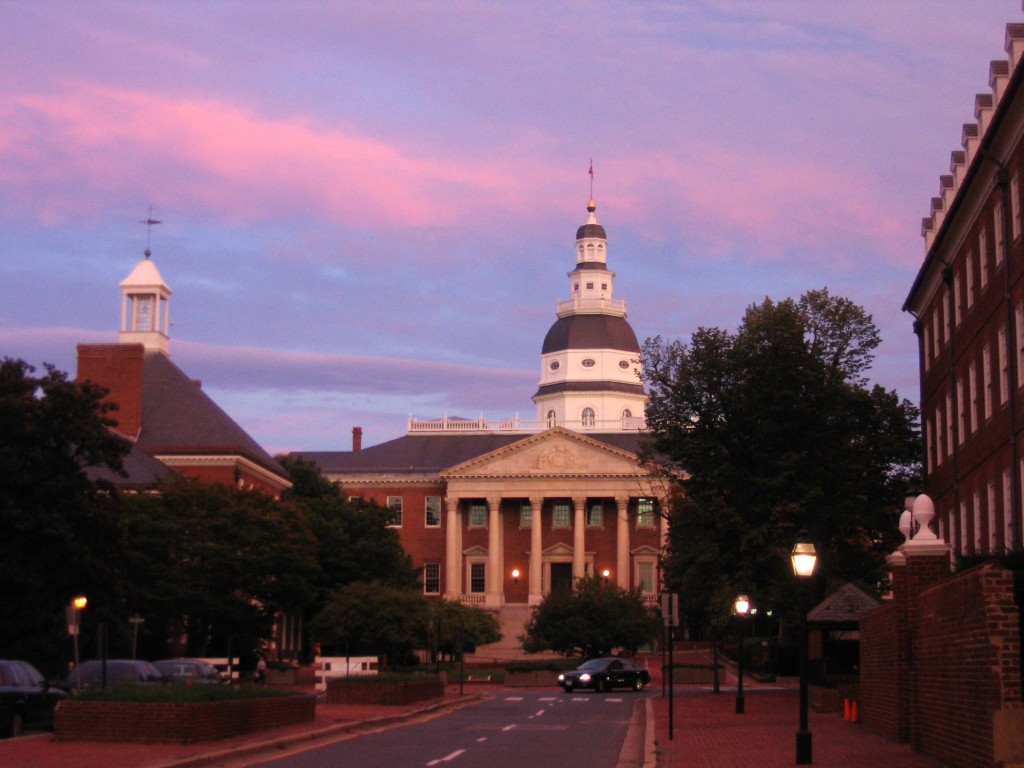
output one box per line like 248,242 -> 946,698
352,426 -> 363,452
76,343 -> 146,438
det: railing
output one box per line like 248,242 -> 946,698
407,415 -> 647,434
556,297 -> 627,317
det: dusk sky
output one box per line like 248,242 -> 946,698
2,1 -> 1020,454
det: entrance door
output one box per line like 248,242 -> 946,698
550,562 -> 573,593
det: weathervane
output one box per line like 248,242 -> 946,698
139,207 -> 162,258
588,159 -> 594,199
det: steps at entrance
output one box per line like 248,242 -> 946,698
468,604 -> 553,662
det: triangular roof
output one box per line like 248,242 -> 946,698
442,426 -> 645,480
137,352 -> 285,479
807,583 -> 881,627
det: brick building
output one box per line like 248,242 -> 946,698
297,200 -> 669,644
76,247 -> 291,497
904,20 -> 1024,558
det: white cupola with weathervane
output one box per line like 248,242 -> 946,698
119,247 -> 171,355
532,198 -> 647,431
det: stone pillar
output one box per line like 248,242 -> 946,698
529,497 -> 544,606
615,497 -> 630,589
443,498 -> 461,599
486,496 -> 504,608
572,496 -> 587,581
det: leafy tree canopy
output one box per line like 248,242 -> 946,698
520,576 -> 661,659
643,289 -> 920,636
0,358 -> 131,675
118,480 -> 320,659
423,599 -> 502,655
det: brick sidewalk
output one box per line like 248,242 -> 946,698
648,681 -> 946,768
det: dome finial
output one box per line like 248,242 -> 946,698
587,159 -> 595,206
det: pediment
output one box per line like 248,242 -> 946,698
543,542 -> 575,557
442,427 -> 641,479
631,545 -> 661,557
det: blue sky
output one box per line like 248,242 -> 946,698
1,1 -> 1020,452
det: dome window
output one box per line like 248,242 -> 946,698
619,359 -> 629,369
581,358 -> 596,368
582,408 -> 596,426
547,410 -> 557,427
549,361 -> 560,371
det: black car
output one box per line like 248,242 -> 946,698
59,659 -> 165,692
153,659 -> 224,685
0,660 -> 67,737
558,657 -> 651,693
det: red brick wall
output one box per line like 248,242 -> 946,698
859,602 -> 900,739
54,694 -> 315,743
76,343 -> 145,437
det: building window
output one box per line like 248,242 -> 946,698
1013,172 -> 1021,241
988,481 -> 998,552
386,496 -> 403,527
469,562 -> 486,594
956,377 -> 966,443
999,325 -> 1010,405
587,501 -> 603,527
966,251 -> 975,309
979,227 -> 989,289
636,561 -> 656,594
636,498 -> 655,528
954,271 -> 962,326
519,501 -> 533,528
969,360 -> 978,433
972,490 -> 982,551
1017,303 -> 1024,390
586,282 -> 594,290
469,502 -> 487,528
582,407 -> 596,426
547,410 -> 557,427
995,203 -> 1005,264
581,358 -> 596,368
923,319 -> 933,369
424,563 -> 440,594
945,390 -> 954,457
425,496 -> 441,527
552,502 -> 571,528
983,344 -> 993,420
934,407 -> 943,466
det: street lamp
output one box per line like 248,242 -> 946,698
791,531 -> 818,765
602,569 -> 611,584
511,569 -> 520,583
734,594 -> 750,714
67,596 -> 87,691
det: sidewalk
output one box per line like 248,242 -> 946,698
0,663 -> 949,768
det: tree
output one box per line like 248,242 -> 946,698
0,359 -> 131,675
310,581 -> 428,668
118,480 -> 319,660
424,599 -> 502,658
643,290 -> 920,636
520,576 -> 660,659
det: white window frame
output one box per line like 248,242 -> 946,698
635,559 -> 657,595
957,377 -> 966,443
425,496 -> 441,528
983,343 -> 993,421
979,227 -> 989,289
966,250 -> 975,309
945,390 -> 954,458
999,325 -> 1009,405
954,271 -> 963,326
519,500 -> 533,529
468,502 -> 487,528
1012,172 -> 1021,241
969,360 -> 978,434
995,202 -> 1005,265
987,481 -> 997,551
552,502 -> 571,529
424,563 -> 441,594
386,496 -> 403,527
636,498 -> 656,528
586,501 -> 603,527
468,560 -> 486,594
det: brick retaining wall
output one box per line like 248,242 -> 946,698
325,678 -> 444,705
54,693 -> 316,743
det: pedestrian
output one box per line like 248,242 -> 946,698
254,655 -> 266,684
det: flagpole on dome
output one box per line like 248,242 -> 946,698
588,159 -> 594,200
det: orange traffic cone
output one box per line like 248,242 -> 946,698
851,700 -> 859,723
843,698 -> 851,720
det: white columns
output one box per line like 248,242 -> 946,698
444,498 -> 461,599
615,496 -> 630,589
486,496 -> 504,607
529,497 -> 544,606
572,496 -> 587,580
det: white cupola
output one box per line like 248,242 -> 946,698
119,251 -> 171,354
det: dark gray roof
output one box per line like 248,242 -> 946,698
541,314 -> 640,354
87,440 -> 179,489
571,262 -> 611,272
295,431 -> 649,477
137,352 -> 285,478
533,380 -> 645,398
807,583 -> 881,628
576,223 -> 607,240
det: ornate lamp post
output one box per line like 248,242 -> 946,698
67,596 -> 87,690
734,595 -> 750,714
791,531 -> 818,764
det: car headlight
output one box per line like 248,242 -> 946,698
580,673 -> 591,682
558,674 -> 565,681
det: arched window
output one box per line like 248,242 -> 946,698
622,409 -> 632,419
582,407 -> 596,426
547,410 -> 557,427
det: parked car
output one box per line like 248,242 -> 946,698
558,657 -> 651,693
153,659 -> 224,685
0,660 -> 67,737
59,659 -> 165,692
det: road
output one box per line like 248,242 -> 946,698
247,690 -> 645,768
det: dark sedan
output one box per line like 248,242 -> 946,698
154,659 -> 223,685
558,657 -> 651,693
0,660 -> 67,737
59,659 -> 165,692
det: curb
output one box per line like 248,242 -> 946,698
151,694 -> 486,768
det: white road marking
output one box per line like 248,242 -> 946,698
534,709 -> 546,717
502,724 -> 517,731
476,737 -> 488,742
538,696 -> 557,701
607,698 -> 623,702
427,749 -> 466,766
505,696 -> 524,701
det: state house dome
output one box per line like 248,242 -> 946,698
541,313 -> 641,354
